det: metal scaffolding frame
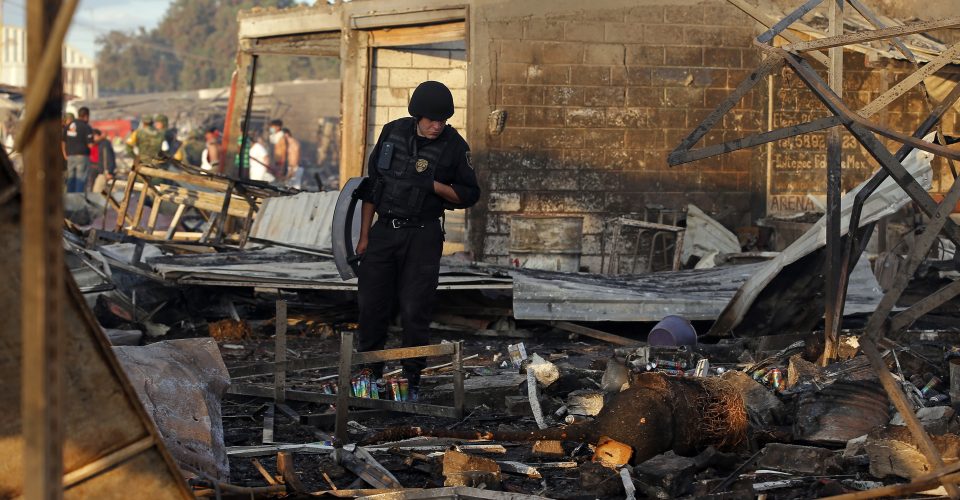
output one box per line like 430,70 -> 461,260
669,2 -> 960,498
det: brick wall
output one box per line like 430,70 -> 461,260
475,3 -> 766,271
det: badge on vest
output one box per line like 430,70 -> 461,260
415,158 -> 429,173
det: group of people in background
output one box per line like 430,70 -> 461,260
61,110 -> 304,193
61,107 -> 115,193
245,119 -> 302,188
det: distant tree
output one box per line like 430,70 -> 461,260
96,0 -> 339,94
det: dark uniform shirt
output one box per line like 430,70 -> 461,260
366,118 -> 481,219
63,120 -> 93,156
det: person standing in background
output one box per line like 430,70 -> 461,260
282,127 -> 302,189
62,107 -> 94,192
201,127 -> 221,171
88,129 -> 116,194
267,119 -> 287,180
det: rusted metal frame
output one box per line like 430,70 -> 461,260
452,341 -> 464,418
854,117 -> 960,161
231,358 -> 337,379
783,16 -> 960,52
863,168 -> 960,340
860,338 -> 960,499
351,343 -> 456,365
230,383 -> 461,418
784,52 -> 960,247
335,332 -> 354,444
236,190 -> 258,249
845,0 -> 915,63
756,0 -> 823,44
822,0 -> 844,364
669,54 -> 784,162
726,0 -> 831,66
889,279 -> 960,334
668,116 -> 842,165
115,162 -> 140,232
788,51 -> 960,498
22,1 -> 67,497
859,40 -> 960,118
274,300 -> 287,404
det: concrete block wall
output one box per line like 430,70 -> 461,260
475,2 -> 766,270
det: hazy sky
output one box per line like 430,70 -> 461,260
3,0 -> 172,58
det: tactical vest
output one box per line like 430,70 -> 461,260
137,128 -> 163,161
375,118 -> 449,219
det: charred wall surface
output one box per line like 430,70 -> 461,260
471,2 -> 768,269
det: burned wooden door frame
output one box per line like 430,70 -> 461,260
669,2 -> 960,496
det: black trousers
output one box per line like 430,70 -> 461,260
357,218 -> 443,385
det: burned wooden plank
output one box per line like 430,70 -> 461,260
783,16 -> 960,53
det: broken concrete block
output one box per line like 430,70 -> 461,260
720,370 -> 782,425
865,426 -> 960,479
436,373 -> 524,410
786,354 -> 820,389
566,389 -> 604,416
843,435 -> 868,459
442,449 -> 501,488
532,440 -> 565,459
757,443 -> 842,475
633,451 -> 698,498
890,406 -> 956,435
592,436 -> 633,468
113,338 -> 230,480
527,353 -> 560,387
600,358 -> 630,393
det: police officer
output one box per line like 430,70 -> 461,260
355,81 -> 480,398
126,115 -> 163,164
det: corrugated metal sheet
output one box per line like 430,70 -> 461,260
249,191 -> 340,250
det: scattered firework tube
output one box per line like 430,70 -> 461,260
654,359 -> 686,370
659,368 -> 684,376
398,378 -> 409,401
390,379 -> 401,401
351,377 -> 360,397
767,368 -> 782,390
929,393 -> 949,403
921,376 -> 941,395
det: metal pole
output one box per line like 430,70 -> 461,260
236,54 -> 258,180
822,0 -> 844,365
22,0 -> 64,498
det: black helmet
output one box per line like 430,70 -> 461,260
408,81 -> 455,121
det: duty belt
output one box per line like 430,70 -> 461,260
381,216 -> 433,229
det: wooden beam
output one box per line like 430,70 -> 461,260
821,0 -> 844,365
784,16 -> 960,53
551,322 -> 642,347
369,21 -> 465,47
339,30 -> 371,187
21,0 -> 66,497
